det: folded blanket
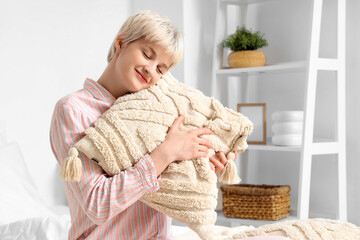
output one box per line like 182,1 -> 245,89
232,218 -> 360,240
60,72 -> 253,240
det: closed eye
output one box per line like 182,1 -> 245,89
143,51 -> 150,59
157,67 -> 164,75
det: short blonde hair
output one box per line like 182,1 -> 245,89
107,11 -> 183,68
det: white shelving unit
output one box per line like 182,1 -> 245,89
216,61 -> 307,76
211,0 -> 347,225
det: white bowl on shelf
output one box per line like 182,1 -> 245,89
271,122 -> 303,135
272,134 -> 302,146
271,111 -> 304,122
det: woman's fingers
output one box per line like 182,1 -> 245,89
167,116 -> 216,160
209,161 -> 215,171
197,137 -> 213,149
169,115 -> 185,132
216,151 -> 228,165
191,128 -> 214,136
197,145 -> 209,154
209,156 -> 225,172
233,150 -> 237,159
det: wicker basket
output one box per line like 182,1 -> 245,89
220,184 -> 291,220
227,50 -> 266,68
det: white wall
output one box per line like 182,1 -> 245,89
182,0 -> 217,92
0,0 -> 131,205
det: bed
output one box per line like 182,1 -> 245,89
1,126 -> 357,240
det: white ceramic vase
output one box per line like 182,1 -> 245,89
271,111 -> 304,146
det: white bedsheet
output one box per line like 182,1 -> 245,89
0,216 -> 71,240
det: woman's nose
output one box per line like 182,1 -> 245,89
144,64 -> 156,76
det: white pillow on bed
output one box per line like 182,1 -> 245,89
0,142 -> 58,225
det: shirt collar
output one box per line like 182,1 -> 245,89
84,78 -> 116,103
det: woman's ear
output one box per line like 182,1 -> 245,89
115,37 -> 123,54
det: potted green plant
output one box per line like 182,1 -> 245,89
222,26 -> 268,68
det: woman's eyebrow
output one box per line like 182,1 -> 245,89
160,62 -> 170,70
160,64 -> 169,70
147,46 -> 157,57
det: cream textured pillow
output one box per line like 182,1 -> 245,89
232,218 -> 360,240
61,72 -> 253,240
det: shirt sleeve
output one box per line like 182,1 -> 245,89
50,101 -> 160,225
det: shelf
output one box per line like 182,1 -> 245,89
247,144 -> 301,152
215,209 -> 335,227
216,61 -> 307,77
215,209 -> 298,227
213,0 -> 347,221
246,138 -> 339,154
174,211 -> 297,228
247,139 -> 302,152
221,0 -> 274,5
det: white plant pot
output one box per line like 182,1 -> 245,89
272,134 -> 302,146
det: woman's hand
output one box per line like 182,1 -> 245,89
209,151 -> 237,173
150,115 -> 214,175
165,115 -> 214,160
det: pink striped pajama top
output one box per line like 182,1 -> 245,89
50,78 -> 174,240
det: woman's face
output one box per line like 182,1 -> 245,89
112,38 -> 173,97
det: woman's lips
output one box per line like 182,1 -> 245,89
135,70 -> 147,83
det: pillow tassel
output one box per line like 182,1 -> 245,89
60,147 -> 83,182
218,152 -> 241,184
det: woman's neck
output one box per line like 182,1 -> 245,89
97,58 -> 127,99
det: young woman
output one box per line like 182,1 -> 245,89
50,11 -> 229,240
